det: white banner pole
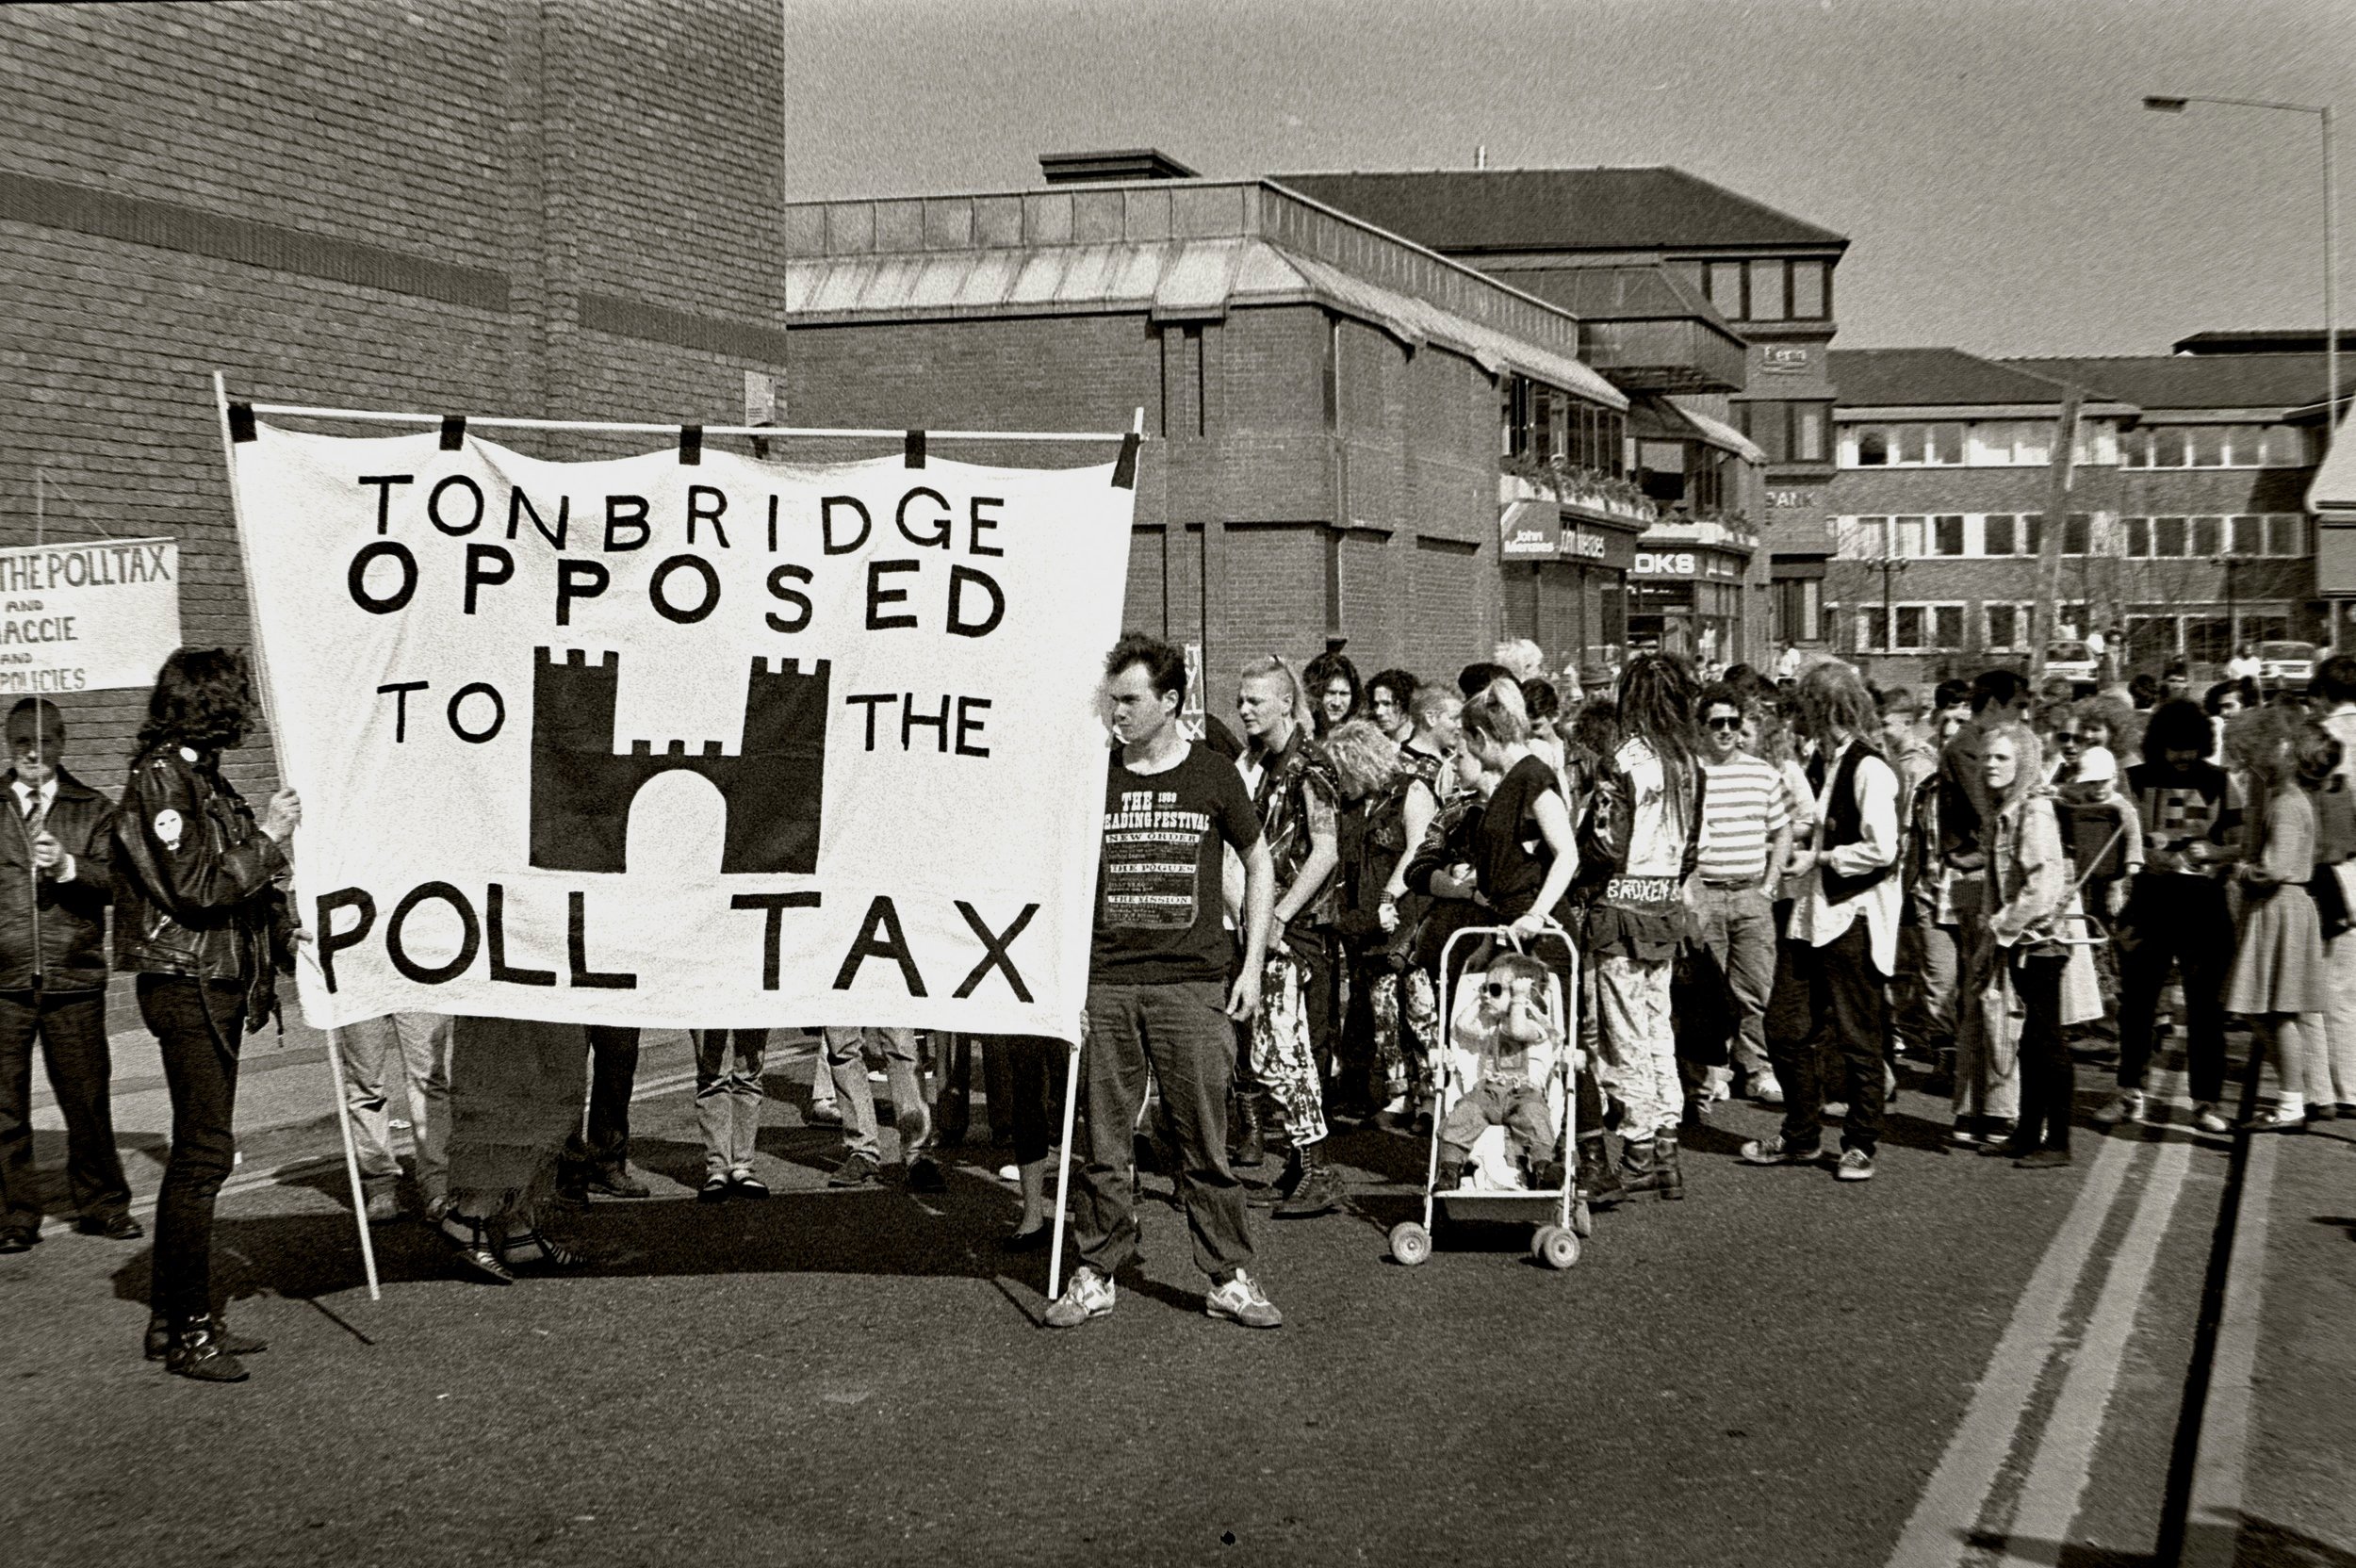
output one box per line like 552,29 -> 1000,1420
217,375 -> 372,1295
1044,1035 -> 1083,1304
319,1029 -> 383,1301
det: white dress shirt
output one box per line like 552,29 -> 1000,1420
10,776 -> 74,883
1787,738 -> 1901,974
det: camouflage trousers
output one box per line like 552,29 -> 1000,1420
1368,965 -> 1441,1108
1251,949 -> 1330,1147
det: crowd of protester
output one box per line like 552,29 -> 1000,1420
8,634 -> 2356,1379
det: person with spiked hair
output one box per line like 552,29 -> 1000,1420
1742,660 -> 1903,1183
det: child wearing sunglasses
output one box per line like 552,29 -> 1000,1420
1434,952 -> 1561,1191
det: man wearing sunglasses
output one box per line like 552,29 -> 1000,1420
1691,684 -> 1791,1106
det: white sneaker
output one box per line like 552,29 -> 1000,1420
1044,1266 -> 1115,1329
1751,1071 -> 1785,1107
2192,1102 -> 2230,1135
1203,1269 -> 1284,1329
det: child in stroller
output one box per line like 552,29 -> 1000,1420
1435,951 -> 1561,1192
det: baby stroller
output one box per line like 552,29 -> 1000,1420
1387,922 -> 1586,1271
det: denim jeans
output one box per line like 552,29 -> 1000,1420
335,1011 -> 452,1204
1692,885 -> 1777,1077
1074,981 -> 1252,1283
0,987 -> 128,1231
692,1028 -> 769,1175
823,1027 -> 931,1162
140,975 -> 247,1324
2116,875 -> 2233,1105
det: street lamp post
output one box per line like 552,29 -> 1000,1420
2143,93 -> 2338,433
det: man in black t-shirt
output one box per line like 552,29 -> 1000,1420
1046,635 -> 1282,1331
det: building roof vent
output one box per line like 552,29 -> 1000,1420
1039,149 -> 1201,185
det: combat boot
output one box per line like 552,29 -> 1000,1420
1619,1136 -> 1661,1194
1652,1134 -> 1686,1201
1231,1091 -> 1267,1172
1272,1141 -> 1342,1218
1574,1134 -> 1625,1208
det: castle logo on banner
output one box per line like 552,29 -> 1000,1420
232,424 -> 1132,1037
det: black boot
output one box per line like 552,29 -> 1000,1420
1274,1140 -> 1342,1218
1652,1135 -> 1686,1201
1574,1135 -> 1625,1208
1232,1092 -> 1267,1172
1248,1142 -> 1301,1207
146,1312 -> 268,1362
163,1315 -> 250,1382
1620,1137 -> 1661,1194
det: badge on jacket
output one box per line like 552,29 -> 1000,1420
154,808 -> 184,851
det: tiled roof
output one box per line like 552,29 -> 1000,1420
1827,348 -> 2102,408
1273,168 -> 1847,253
2003,353 -> 2330,412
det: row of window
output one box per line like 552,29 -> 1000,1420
1841,420 -> 2116,469
1500,376 -> 1628,478
2120,423 -> 2313,469
1852,602 -> 2089,655
1840,419 -> 2313,470
1837,513 -> 2311,561
1667,257 -> 1835,324
1849,601 -> 2301,657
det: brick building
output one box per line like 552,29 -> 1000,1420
774,169 -> 1641,719
1279,168 -> 1848,660
1,0 -> 791,792
1824,343 -> 2332,689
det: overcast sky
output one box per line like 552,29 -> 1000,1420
780,0 -> 2350,359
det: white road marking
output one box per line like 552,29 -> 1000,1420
1998,1131 -> 2195,1561
1883,1129 -> 2142,1567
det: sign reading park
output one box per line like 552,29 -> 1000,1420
0,538 -> 181,694
232,424 -> 1132,1037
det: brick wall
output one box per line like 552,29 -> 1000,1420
1,0 -> 787,797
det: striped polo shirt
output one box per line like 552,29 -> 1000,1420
1697,753 -> 1791,883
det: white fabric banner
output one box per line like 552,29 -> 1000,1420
0,538 -> 181,694
232,423 -> 1132,1037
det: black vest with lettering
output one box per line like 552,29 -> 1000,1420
1813,740 -> 1895,905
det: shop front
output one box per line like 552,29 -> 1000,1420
1626,541 -> 1752,668
1500,499 -> 1642,672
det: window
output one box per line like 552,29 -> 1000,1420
2063,513 -> 2089,555
2154,427 -> 2190,466
1775,577 -> 1822,643
1984,514 -> 2019,556
1855,605 -> 1887,654
1864,602 -> 1967,652
2123,513 -> 2309,558
2269,514 -> 2307,556
2186,616 -> 2232,663
1740,400 -> 1834,466
1933,514 -> 1966,556
2191,426 -> 2226,466
1791,260 -> 1828,320
2154,516 -> 2188,557
1850,420 -> 2004,466
2191,516 -> 2223,557
2121,427 -> 2151,467
1699,258 -> 1834,322
2232,514 -> 2266,554
1856,428 -> 1889,466
2260,426 -> 2310,466
1891,515 -> 1925,557
1986,604 -> 2025,650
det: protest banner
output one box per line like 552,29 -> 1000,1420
229,417 -> 1134,1039
0,538 -> 181,694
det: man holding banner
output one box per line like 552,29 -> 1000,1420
1047,635 -> 1283,1331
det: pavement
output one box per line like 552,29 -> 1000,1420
0,1031 -> 2348,1567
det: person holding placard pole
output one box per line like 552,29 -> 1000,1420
0,698 -> 137,1251
1046,635 -> 1281,1331
111,648 -> 299,1382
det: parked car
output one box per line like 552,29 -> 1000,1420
2256,640 -> 2318,689
2045,641 -> 2100,691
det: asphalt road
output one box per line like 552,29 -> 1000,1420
0,1051 -> 2242,1568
